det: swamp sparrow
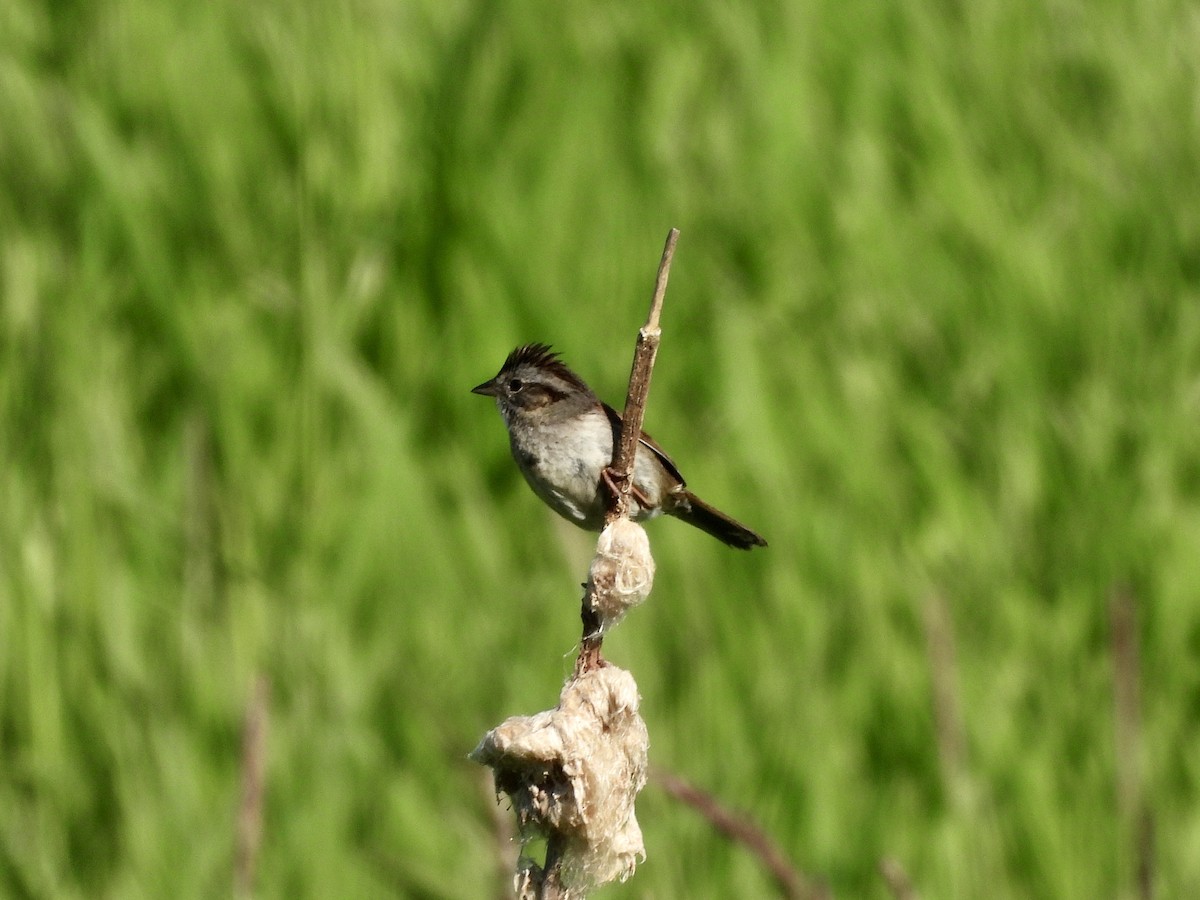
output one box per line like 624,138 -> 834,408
472,343 -> 767,550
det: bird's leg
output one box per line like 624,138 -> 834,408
602,467 -> 652,515
601,466 -> 628,506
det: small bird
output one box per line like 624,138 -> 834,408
472,343 -> 767,549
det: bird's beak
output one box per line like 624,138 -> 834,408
471,378 -> 501,397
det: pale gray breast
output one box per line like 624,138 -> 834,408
509,410 -> 612,526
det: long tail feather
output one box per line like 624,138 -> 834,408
669,490 -> 767,550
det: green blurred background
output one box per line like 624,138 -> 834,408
2,0 -> 1198,896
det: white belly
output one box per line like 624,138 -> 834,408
508,413 -> 666,530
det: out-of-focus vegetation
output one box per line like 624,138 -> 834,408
2,0 -> 1198,896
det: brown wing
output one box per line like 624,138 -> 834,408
601,402 -> 686,486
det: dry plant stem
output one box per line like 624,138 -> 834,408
922,593 -> 966,795
1110,585 -> 1153,900
654,770 -> 823,900
515,839 -> 568,900
184,412 -> 217,609
607,226 -> 678,518
493,232 -> 676,894
474,666 -> 649,898
235,675 -> 270,898
576,228 -> 678,676
879,857 -> 919,900
479,769 -> 520,900
539,837 -> 568,899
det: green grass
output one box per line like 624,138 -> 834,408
2,0 -> 1199,896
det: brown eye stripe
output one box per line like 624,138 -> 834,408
515,383 -> 570,407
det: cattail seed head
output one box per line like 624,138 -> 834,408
586,519 -> 655,633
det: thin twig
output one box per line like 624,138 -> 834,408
879,857 -> 919,900
922,593 -> 966,796
512,835 -> 569,900
1137,811 -> 1155,900
538,835 -> 568,899
607,227 -> 678,522
184,412 -> 217,609
1110,585 -> 1153,899
654,769 -> 825,900
235,675 -> 270,897
576,228 -> 679,676
479,769 -> 520,900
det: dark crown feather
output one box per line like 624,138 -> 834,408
501,343 -> 590,392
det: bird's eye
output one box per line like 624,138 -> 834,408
508,378 -> 524,392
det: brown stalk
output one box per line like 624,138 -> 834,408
235,675 -> 270,897
922,593 -> 966,795
878,857 -> 919,900
479,769 -> 520,900
511,231 -> 679,897
654,769 -> 826,900
184,413 -> 217,610
575,228 -> 679,676
1110,585 -> 1153,900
